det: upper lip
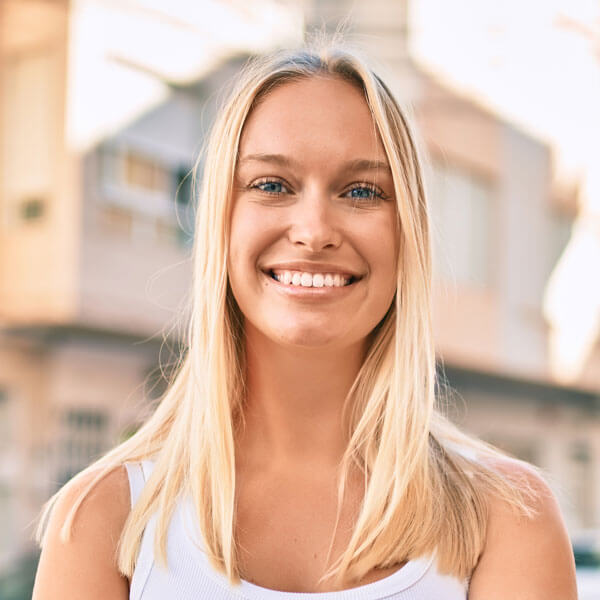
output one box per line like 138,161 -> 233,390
261,262 -> 364,278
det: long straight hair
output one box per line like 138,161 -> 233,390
37,44 -> 540,585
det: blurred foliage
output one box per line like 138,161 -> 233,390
574,545 -> 600,568
0,551 -> 39,600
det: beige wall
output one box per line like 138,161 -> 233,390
0,332 -> 161,566
459,390 -> 600,530
0,337 -> 51,566
412,72 -> 600,393
0,1 -> 80,325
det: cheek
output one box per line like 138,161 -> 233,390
228,204 -> 260,267
227,204 -> 279,296
230,203 -> 288,261
364,214 -> 398,269
227,208 -> 252,302
371,223 -> 399,299
228,202 -> 245,258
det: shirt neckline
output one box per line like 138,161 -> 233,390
146,460 -> 437,599
179,497 -> 435,600
233,555 -> 435,599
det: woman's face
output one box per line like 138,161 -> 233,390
228,76 -> 398,351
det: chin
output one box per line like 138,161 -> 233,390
271,324 -> 342,349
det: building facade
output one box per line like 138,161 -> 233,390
1,0 -> 598,596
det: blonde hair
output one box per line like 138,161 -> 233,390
37,43 -> 540,586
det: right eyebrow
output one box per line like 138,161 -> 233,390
237,153 -> 296,168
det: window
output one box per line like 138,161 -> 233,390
428,162 -> 495,288
19,197 -> 46,222
99,146 -> 175,218
98,145 -> 195,247
569,440 -> 595,528
57,408 -> 108,487
123,152 -> 173,196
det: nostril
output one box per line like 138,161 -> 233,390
288,229 -> 342,252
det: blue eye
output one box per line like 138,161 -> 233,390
252,179 -> 289,194
350,187 -> 376,199
345,184 -> 386,204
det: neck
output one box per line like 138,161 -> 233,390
236,323 -> 366,473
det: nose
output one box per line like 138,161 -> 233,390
287,190 -> 342,252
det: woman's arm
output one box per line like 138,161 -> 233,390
468,461 -> 577,599
32,465 -> 131,600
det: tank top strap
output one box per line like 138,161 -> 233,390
125,460 -> 157,600
124,462 -> 145,508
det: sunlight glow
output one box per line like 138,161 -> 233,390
544,221 -> 600,381
410,0 -> 600,381
65,0 -> 303,151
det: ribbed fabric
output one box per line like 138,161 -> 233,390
125,461 -> 468,599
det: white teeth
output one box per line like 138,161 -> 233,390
300,273 -> 312,287
270,270 -> 353,288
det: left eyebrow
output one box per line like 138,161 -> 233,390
342,158 -> 392,174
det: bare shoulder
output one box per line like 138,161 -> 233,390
468,457 -> 577,599
32,464 -> 132,600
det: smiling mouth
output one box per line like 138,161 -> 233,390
265,269 -> 359,288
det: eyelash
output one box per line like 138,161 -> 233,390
248,178 -> 388,204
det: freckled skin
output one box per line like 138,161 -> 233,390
228,76 -> 399,352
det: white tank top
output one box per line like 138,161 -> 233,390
126,461 -> 469,599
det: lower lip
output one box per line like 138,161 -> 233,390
261,271 -> 360,299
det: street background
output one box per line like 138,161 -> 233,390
1,1 -> 599,598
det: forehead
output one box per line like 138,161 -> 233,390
237,76 -> 388,164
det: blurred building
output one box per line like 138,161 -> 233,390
418,69 -> 600,529
0,0 -> 599,596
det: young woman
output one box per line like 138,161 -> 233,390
32,45 -> 577,599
